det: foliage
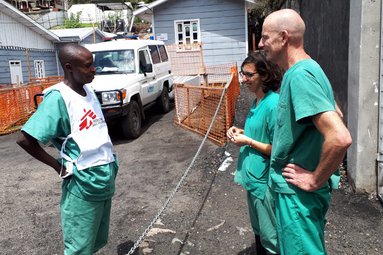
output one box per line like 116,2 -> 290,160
63,12 -> 82,28
105,12 -> 122,23
57,12 -> 97,29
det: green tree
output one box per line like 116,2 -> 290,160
64,12 -> 82,28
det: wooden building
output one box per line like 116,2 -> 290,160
133,0 -> 256,67
0,0 -> 60,85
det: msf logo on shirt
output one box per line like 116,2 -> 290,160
79,108 -> 97,131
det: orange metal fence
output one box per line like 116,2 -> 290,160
168,43 -> 241,145
173,65 -> 240,146
1,43 -> 240,141
0,76 -> 62,135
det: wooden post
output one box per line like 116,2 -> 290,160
199,43 -> 208,86
200,88 -> 205,132
224,85 -> 230,135
187,87 -> 191,126
25,48 -> 31,84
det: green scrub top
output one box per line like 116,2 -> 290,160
269,59 -> 339,194
22,90 -> 118,201
235,91 -> 279,199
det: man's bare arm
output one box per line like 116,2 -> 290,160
17,131 -> 63,175
282,111 -> 352,191
335,102 -> 344,119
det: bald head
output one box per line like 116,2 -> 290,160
264,9 -> 305,46
58,43 -> 95,89
59,43 -> 91,69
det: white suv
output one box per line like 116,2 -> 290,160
84,40 -> 173,139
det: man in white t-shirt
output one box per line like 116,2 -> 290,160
17,43 -> 119,254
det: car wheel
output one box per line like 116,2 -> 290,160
157,87 -> 170,113
121,100 -> 142,139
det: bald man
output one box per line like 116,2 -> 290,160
17,43 -> 119,254
258,9 -> 352,255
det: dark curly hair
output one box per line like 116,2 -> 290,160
241,51 -> 282,93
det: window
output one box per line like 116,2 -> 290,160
158,45 -> 168,62
138,49 -> 152,73
93,50 -> 135,75
34,60 -> 45,78
175,19 -> 200,50
149,45 -> 161,64
149,44 -> 169,63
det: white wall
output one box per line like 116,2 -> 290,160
0,11 -> 55,49
348,0 -> 380,193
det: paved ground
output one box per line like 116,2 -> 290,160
1,86 -> 383,255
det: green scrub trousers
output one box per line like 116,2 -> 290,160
61,188 -> 112,255
247,187 -> 279,254
274,186 -> 331,255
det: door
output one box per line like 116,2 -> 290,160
9,60 -> 23,85
138,48 -> 157,105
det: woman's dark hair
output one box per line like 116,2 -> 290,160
241,51 -> 282,93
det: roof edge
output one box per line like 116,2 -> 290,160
0,0 -> 60,42
133,0 -> 168,16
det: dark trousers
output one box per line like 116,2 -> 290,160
256,234 -> 267,255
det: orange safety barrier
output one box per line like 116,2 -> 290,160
1,44 -> 240,140
0,76 -> 63,135
173,64 -> 240,146
29,76 -> 63,84
166,43 -> 206,76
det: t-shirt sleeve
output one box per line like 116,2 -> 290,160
289,72 -> 335,122
267,104 -> 277,145
22,90 -> 70,144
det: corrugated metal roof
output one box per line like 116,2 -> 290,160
50,27 -> 106,41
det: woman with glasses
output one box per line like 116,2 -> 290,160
227,52 -> 282,255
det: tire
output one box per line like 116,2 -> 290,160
121,100 -> 142,139
157,87 -> 170,113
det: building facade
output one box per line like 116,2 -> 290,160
0,0 -> 60,85
134,0 -> 255,67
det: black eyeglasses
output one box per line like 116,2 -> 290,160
239,71 -> 258,78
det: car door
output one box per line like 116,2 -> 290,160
138,48 -> 157,105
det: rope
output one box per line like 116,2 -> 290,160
124,76 -> 230,255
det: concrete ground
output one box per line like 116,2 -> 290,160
0,86 -> 382,255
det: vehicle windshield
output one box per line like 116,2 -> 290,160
93,50 -> 135,75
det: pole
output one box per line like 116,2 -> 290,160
25,48 -> 31,83
93,24 -> 96,43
